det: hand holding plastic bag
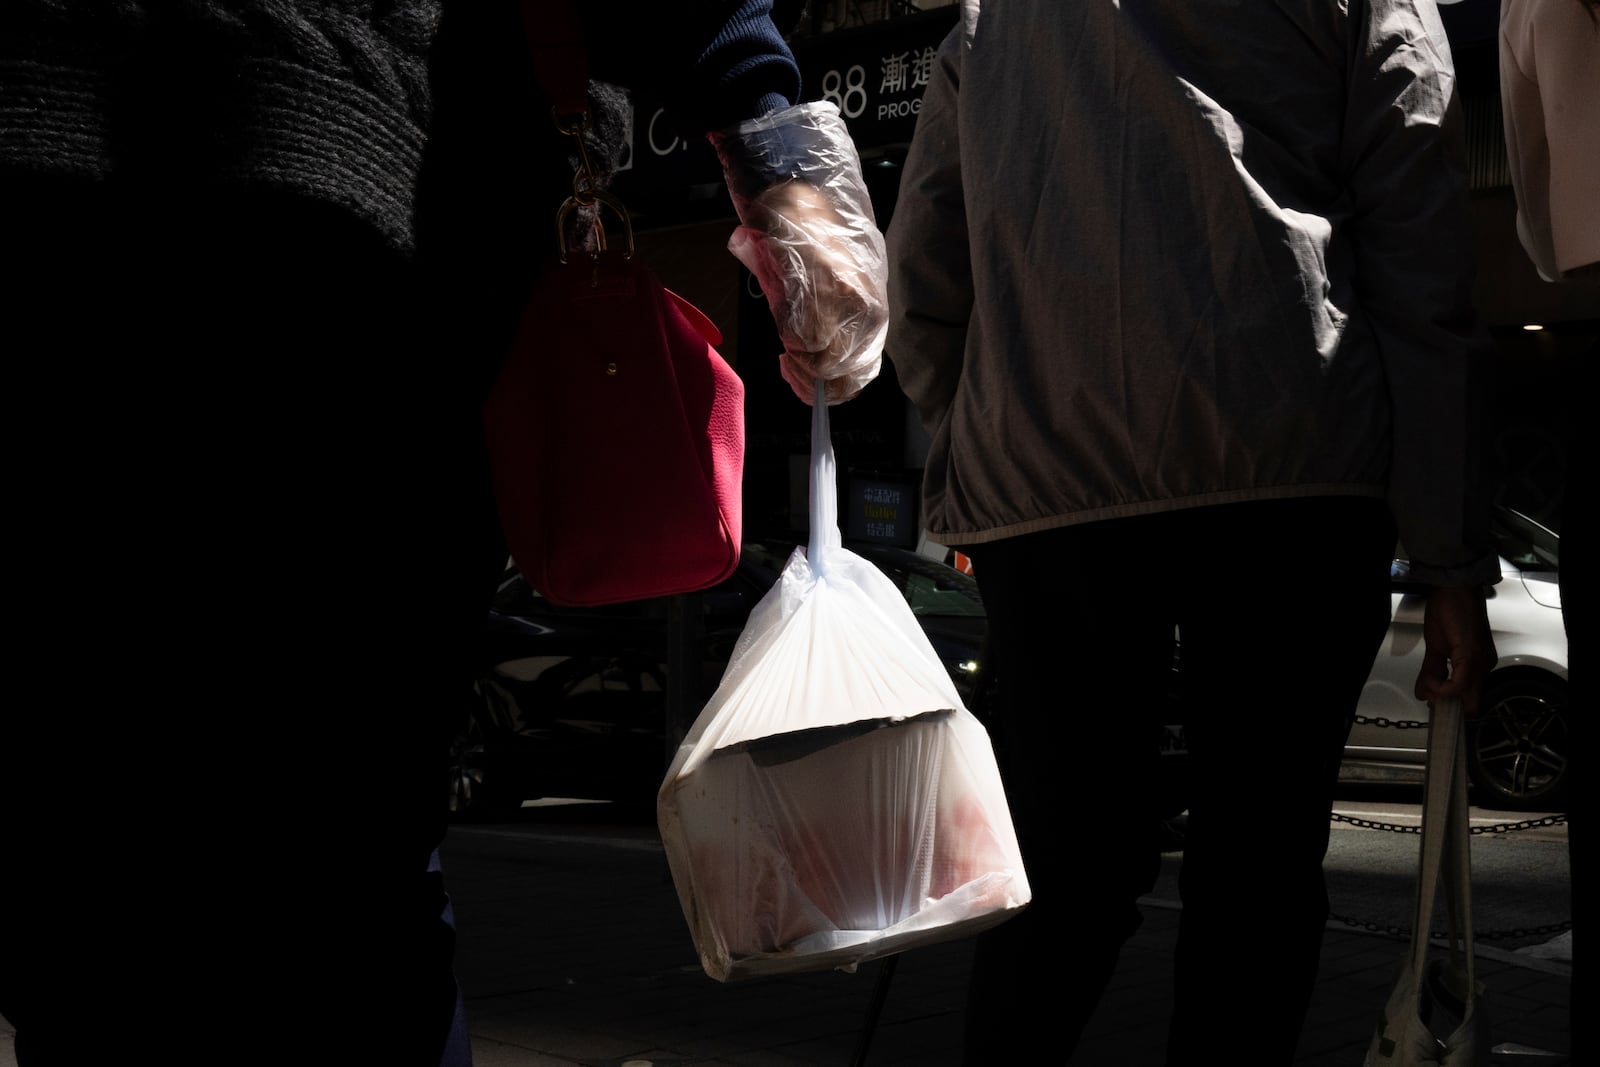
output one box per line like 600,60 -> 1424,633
656,382 -> 1029,982
710,102 -> 887,405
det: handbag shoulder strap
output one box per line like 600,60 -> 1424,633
523,0 -> 589,118
520,0 -> 633,259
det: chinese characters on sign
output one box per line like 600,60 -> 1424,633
610,8 -> 960,223
813,42 -> 937,123
797,8 -> 957,148
862,483 -> 902,540
847,478 -> 919,547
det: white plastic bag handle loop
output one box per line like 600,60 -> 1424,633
808,378 -> 841,575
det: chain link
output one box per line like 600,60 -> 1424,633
1351,713 -> 1431,730
1330,811 -> 1568,835
1343,714 -> 1568,830
1331,812 -> 1421,834
553,110 -> 601,204
1328,910 -> 1573,945
1471,813 -> 1570,834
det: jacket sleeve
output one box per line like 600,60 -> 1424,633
885,22 -> 972,436
1341,0 -> 1499,587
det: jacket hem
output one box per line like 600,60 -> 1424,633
926,483 -> 1387,546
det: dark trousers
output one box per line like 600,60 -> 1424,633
0,177 -> 502,1065
958,497 -> 1395,1066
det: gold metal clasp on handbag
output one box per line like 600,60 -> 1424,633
551,108 -> 635,265
554,190 -> 634,264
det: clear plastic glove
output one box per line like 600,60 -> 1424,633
710,101 -> 887,406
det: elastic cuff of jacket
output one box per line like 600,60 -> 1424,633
1408,555 -> 1503,588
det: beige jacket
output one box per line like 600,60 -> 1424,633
886,0 -> 1498,585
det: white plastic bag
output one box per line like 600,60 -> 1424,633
656,384 -> 1030,982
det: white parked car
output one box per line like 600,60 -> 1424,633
1343,507 -> 1568,811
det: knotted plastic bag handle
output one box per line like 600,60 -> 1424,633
808,378 -> 842,576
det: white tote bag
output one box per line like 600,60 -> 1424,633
1364,695 -> 1490,1066
656,387 -> 1030,982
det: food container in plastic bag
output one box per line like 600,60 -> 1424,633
657,384 -> 1030,982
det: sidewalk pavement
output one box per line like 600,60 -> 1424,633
0,814 -> 1571,1067
441,817 -> 1573,1067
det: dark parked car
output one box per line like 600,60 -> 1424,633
448,539 -> 990,818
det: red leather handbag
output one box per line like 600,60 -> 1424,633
482,2 -> 743,607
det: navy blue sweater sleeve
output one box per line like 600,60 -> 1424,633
583,0 -> 800,134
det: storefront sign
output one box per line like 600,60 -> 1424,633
611,8 -> 958,223
792,8 -> 958,154
845,476 -> 920,548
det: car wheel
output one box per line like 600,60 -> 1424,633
446,687 -> 517,820
1467,673 -> 1570,811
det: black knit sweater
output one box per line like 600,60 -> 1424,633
0,1 -> 800,257
0,2 -> 435,251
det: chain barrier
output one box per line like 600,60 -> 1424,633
1327,811 -> 1569,943
1351,713 -> 1429,732
1330,811 -> 1569,835
1340,713 -> 1569,834
1328,910 -> 1574,946
1327,720 -> 1570,944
